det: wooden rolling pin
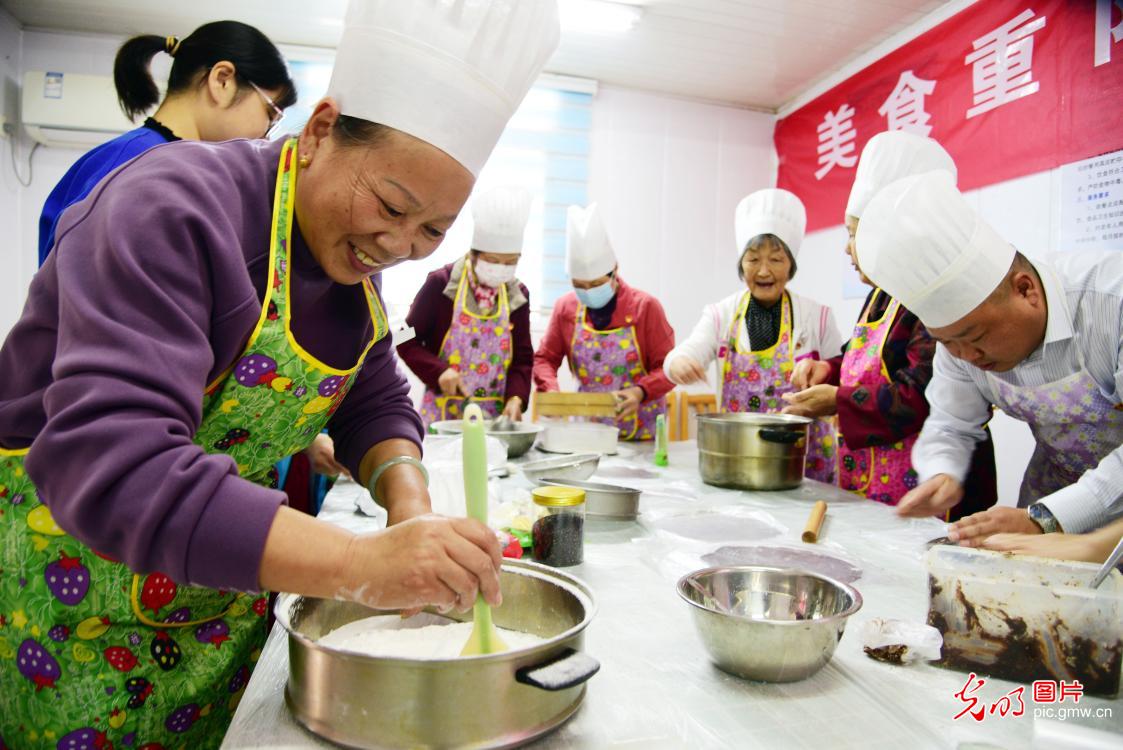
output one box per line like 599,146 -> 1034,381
802,501 -> 827,543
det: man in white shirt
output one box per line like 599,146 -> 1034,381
857,170 -> 1123,545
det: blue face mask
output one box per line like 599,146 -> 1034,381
575,281 -> 615,310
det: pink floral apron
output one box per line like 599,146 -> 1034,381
569,305 -> 665,441
419,268 -> 513,427
986,336 -> 1123,507
837,290 -> 918,504
0,138 -> 388,750
719,291 -> 837,484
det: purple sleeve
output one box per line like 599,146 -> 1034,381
397,271 -> 451,391
330,330 -> 426,478
25,165 -> 285,593
505,284 -> 533,406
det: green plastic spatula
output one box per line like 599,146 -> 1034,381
460,404 -> 507,656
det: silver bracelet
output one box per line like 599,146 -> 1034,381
366,456 -> 429,504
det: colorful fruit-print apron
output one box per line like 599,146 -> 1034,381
419,267 -> 512,428
569,305 -> 665,441
836,291 -> 918,505
718,291 -> 837,484
0,138 -> 388,750
985,337 -> 1123,508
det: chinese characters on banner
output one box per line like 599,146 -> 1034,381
775,0 -> 1123,231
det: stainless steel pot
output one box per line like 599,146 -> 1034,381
696,413 -> 812,490
277,559 -> 598,749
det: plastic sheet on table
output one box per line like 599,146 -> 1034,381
643,507 -> 786,544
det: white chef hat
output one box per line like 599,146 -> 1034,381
327,0 -> 560,176
856,170 -> 1014,328
734,189 -> 807,258
471,186 -> 533,254
566,203 -> 617,280
845,131 -> 957,219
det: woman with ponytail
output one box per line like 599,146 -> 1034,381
37,20 -> 295,265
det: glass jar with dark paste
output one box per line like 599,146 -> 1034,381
531,486 -> 586,567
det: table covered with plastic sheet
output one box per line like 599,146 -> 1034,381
221,440 -> 1122,750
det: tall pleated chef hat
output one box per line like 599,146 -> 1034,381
734,189 -> 807,258
327,0 -> 560,176
856,170 -> 1014,328
566,203 -> 617,280
845,131 -> 957,219
471,186 -> 534,254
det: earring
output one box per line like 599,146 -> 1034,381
298,156 -> 310,169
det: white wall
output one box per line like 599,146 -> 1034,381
0,6 -> 27,334
0,23 -> 133,336
588,85 -> 776,345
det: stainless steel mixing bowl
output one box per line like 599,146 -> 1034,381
519,452 -> 600,482
430,418 -> 544,458
696,413 -> 812,490
537,477 -> 641,519
278,560 -> 598,749
677,566 -> 862,682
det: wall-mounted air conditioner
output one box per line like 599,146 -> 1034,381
21,70 -> 135,148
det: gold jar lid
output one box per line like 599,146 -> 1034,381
532,486 -> 586,507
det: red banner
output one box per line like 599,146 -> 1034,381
775,0 -> 1123,231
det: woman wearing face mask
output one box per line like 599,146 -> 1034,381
38,21 -> 296,266
665,189 -> 842,483
399,187 -> 535,426
780,132 -> 997,516
534,203 -> 676,440
0,1 -> 558,746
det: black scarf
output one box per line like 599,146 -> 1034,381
745,296 -> 783,351
586,292 -> 618,330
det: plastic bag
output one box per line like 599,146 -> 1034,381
859,617 -> 943,665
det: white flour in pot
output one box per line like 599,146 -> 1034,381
318,613 -> 547,659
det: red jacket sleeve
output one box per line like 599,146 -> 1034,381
634,295 -> 676,402
836,306 -> 935,447
505,284 -> 533,406
397,270 -> 452,391
533,297 -> 573,392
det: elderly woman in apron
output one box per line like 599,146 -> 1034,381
0,1 -> 559,747
400,187 -> 535,427
534,204 -> 677,440
665,189 -> 843,483
782,132 -> 998,519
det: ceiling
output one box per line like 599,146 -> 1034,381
0,0 -> 950,111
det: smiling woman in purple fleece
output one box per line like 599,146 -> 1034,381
0,1 -> 559,747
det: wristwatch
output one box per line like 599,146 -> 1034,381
1027,502 -> 1061,534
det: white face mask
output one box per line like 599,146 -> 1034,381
474,258 -> 518,288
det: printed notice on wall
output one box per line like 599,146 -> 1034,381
43,72 -> 63,99
1060,148 -> 1123,253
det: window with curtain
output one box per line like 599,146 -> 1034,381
281,58 -> 593,321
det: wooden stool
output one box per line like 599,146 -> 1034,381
679,393 -> 718,440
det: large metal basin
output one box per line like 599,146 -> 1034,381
696,413 -> 811,490
677,566 -> 862,682
278,560 -> 598,749
430,419 -> 544,458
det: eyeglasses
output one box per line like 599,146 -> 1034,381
249,81 -> 285,138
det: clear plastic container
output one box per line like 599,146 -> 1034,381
925,545 -> 1123,696
531,486 -> 586,567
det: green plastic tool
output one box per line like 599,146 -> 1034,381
459,404 -> 507,655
